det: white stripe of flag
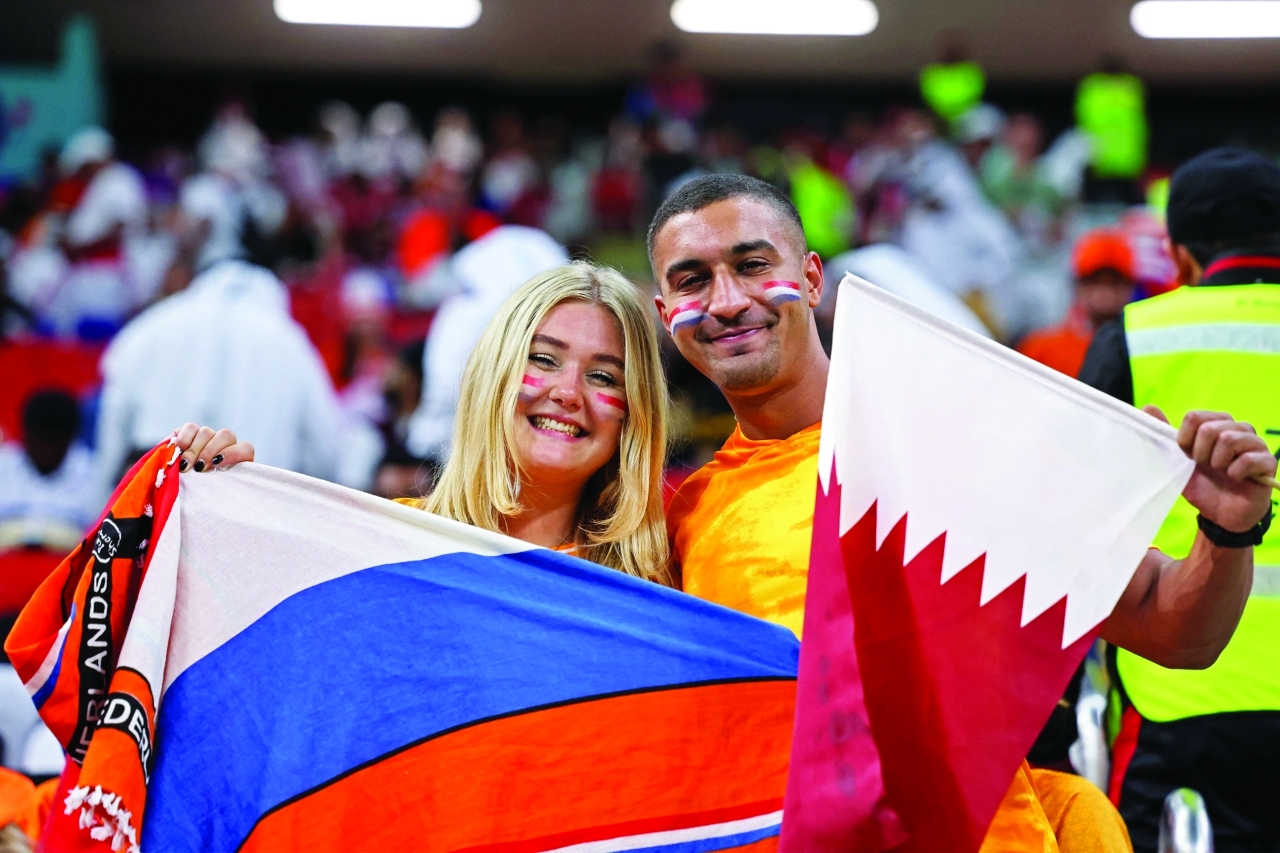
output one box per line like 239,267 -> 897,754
545,808 -> 783,853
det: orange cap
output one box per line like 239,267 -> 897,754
1073,229 -> 1135,280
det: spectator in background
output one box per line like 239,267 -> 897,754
919,29 -> 985,129
94,259 -> 367,505
178,101 -> 287,276
1018,228 -> 1134,378
1076,57 -> 1147,204
372,340 -> 429,499
7,128 -> 148,339
0,391 -> 96,552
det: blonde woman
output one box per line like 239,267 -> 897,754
172,261 -> 672,585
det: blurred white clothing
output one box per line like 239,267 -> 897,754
95,261 -> 348,503
896,140 -> 1024,332
826,245 -> 992,338
0,664 -> 64,777
181,172 -> 287,273
64,162 -> 147,248
0,442 -> 97,550
407,226 -> 568,460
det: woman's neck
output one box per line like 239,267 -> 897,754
502,481 -> 583,549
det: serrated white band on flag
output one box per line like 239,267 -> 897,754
819,274 -> 1194,647
546,809 -> 783,852
1127,323 -> 1280,356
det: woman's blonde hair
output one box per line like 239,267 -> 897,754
423,261 -> 671,585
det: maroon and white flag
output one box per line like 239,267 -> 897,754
781,275 -> 1193,851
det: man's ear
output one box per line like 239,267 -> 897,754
653,293 -> 668,327
1170,242 -> 1202,287
805,251 -> 825,308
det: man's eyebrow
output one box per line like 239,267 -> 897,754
593,353 -> 626,369
663,257 -> 708,281
730,239 -> 777,255
531,333 -> 567,349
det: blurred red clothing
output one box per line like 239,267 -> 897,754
1017,306 -> 1093,379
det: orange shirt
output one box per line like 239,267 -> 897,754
1017,307 -> 1094,379
668,423 -> 1131,853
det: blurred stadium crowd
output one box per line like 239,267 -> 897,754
0,46 -> 1199,691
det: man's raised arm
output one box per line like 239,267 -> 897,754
1101,410 -> 1276,669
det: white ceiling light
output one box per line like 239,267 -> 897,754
1131,0 -> 1280,38
274,0 -> 482,28
670,0 -> 879,36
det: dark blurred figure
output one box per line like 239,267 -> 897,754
1018,229 -> 1134,377
372,340 -> 433,499
0,391 -> 96,552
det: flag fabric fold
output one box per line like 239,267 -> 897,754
7,446 -> 800,852
781,274 -> 1194,851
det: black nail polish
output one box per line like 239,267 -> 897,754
179,458 -> 189,472
211,454 -> 224,466
193,459 -> 206,472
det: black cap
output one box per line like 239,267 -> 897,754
1167,147 -> 1280,245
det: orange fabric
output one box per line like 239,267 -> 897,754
0,767 -> 41,843
666,423 -> 821,638
1017,307 -> 1095,379
980,762 -> 1059,853
1073,230 -> 1135,280
1031,769 -> 1133,853
241,680 -> 794,853
669,425 -> 1063,852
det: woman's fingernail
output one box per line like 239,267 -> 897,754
179,458 -> 189,472
211,454 -> 224,466
193,459 -> 206,473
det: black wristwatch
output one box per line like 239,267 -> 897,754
1197,506 -> 1274,548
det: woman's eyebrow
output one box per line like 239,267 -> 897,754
593,354 -> 625,369
531,333 -> 568,349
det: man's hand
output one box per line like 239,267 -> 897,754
1151,407 -> 1276,532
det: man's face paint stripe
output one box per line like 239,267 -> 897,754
763,280 -> 803,305
668,300 -> 706,334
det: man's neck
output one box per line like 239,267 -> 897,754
725,344 -> 830,441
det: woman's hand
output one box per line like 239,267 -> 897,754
171,423 -> 255,473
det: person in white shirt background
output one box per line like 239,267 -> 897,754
92,259 -> 379,508
0,391 -> 97,553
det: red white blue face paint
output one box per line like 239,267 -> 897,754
594,391 -> 628,418
667,300 -> 706,335
519,373 -> 546,403
763,280 -> 803,306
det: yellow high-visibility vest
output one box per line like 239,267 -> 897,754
1118,283 -> 1280,721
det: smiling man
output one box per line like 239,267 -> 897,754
648,174 -> 1275,852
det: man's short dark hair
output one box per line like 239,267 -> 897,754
646,174 -> 807,268
22,389 -> 80,444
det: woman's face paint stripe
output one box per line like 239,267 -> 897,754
763,280 -> 803,305
595,392 -> 628,414
668,300 -> 706,334
519,373 -> 545,402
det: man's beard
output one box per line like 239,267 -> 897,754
709,334 -> 783,391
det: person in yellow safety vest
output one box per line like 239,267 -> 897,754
919,30 -> 985,128
1075,69 -> 1148,182
1079,147 -> 1280,852
786,157 -> 854,260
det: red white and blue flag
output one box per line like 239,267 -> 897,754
7,449 -> 798,852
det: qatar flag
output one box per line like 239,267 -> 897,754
780,274 -> 1194,851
